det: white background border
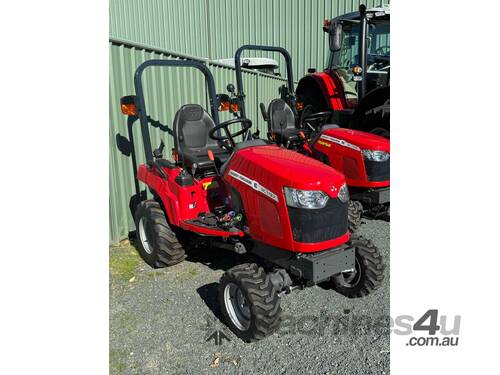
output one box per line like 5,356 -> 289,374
0,1 -> 108,373
392,0 -> 500,372
0,0 -> 499,373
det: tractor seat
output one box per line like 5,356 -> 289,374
267,99 -> 301,144
173,104 -> 229,174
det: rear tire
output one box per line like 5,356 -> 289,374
134,200 -> 186,268
330,234 -> 385,298
348,200 -> 363,232
219,263 -> 281,342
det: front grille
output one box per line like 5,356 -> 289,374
364,159 -> 390,182
288,198 -> 348,243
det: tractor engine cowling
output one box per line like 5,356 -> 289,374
223,144 -> 349,253
310,128 -> 390,189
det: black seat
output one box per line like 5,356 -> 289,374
267,99 -> 301,145
173,104 -> 229,174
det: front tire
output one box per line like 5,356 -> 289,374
134,200 -> 186,268
330,234 -> 385,298
219,263 -> 281,342
348,200 -> 363,232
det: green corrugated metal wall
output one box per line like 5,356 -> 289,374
109,0 -> 390,243
110,0 -> 389,77
109,40 -> 287,243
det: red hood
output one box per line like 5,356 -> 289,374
232,145 -> 346,198
321,128 -> 390,152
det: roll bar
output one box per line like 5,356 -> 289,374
234,45 -> 295,118
133,59 -> 220,163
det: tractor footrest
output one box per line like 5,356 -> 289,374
182,219 -> 244,237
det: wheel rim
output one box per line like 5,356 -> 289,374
224,282 -> 251,331
138,217 -> 153,254
341,257 -> 362,286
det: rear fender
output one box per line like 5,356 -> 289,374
138,164 -> 219,226
296,72 -> 346,111
137,164 -> 182,226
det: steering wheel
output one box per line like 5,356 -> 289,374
209,118 -> 252,151
300,110 -> 333,131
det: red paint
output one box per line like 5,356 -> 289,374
311,128 -> 390,188
308,71 -> 348,110
137,144 -> 350,254
224,145 -> 348,252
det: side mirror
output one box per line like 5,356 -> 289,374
329,21 -> 343,52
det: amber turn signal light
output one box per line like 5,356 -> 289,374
230,103 -> 239,112
120,95 -> 138,116
120,103 -> 137,116
219,101 -> 230,111
352,65 -> 363,75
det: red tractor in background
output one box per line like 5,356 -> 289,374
119,59 -> 385,342
296,4 -> 390,138
228,44 -> 389,229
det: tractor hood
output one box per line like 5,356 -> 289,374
321,128 -> 390,152
225,145 -> 346,198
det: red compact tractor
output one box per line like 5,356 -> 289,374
229,45 -> 389,229
119,59 -> 385,342
296,4 -> 390,138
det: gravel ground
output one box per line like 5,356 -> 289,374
110,219 -> 390,374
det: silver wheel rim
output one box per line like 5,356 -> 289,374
138,217 -> 152,254
224,282 -> 251,331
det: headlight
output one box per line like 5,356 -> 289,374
337,183 -> 349,203
362,149 -> 390,162
284,187 -> 329,209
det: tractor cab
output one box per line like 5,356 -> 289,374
324,5 -> 390,103
296,4 -> 390,137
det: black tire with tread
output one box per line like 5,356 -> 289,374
348,200 -> 363,232
331,234 -> 385,298
134,200 -> 186,268
219,263 -> 282,342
